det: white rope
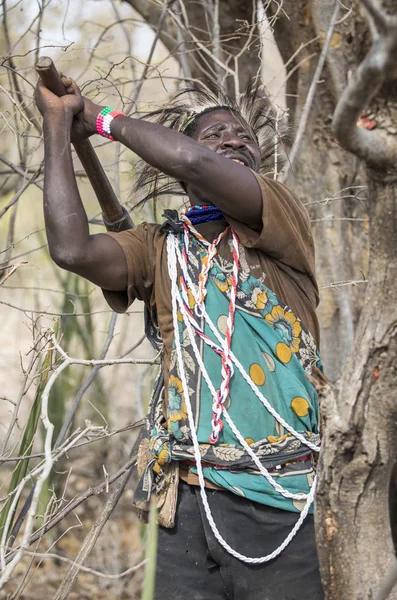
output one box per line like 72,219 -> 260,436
174,269 -> 311,501
174,240 -> 321,454
181,218 -> 239,443
167,234 -> 315,563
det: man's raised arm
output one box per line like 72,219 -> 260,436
67,80 -> 263,230
36,78 -> 128,291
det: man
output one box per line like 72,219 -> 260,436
36,75 -> 324,599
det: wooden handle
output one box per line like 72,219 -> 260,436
35,57 -> 133,232
35,56 -> 68,97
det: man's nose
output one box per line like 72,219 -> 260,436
221,136 -> 246,149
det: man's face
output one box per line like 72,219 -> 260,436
191,109 -> 261,172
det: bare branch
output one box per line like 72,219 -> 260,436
54,312 -> 118,447
53,448 -> 136,598
0,299 -> 144,317
3,453 -> 138,565
319,278 -> 368,290
25,551 -> 145,580
0,262 -> 27,286
0,154 -> 43,191
332,0 -> 397,169
282,0 -> 340,179
0,165 -> 42,220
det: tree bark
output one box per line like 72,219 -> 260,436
269,0 -> 368,380
315,1 -> 397,596
316,174 -> 397,599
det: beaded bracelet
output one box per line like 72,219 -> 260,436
96,107 -> 126,141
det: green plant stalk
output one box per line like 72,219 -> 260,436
0,346 -> 53,542
38,276 -> 80,517
141,500 -> 159,600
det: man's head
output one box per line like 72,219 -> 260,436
183,108 -> 261,172
135,82 -> 285,204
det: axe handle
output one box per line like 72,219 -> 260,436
35,57 -> 133,232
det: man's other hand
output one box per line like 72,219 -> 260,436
35,76 -> 83,120
35,76 -> 102,142
61,77 -> 104,143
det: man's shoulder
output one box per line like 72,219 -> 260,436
105,221 -> 164,242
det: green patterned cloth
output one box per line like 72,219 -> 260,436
146,229 -> 322,513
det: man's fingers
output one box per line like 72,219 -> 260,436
69,79 -> 81,96
60,76 -> 81,97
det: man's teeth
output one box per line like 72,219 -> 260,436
231,159 -> 244,165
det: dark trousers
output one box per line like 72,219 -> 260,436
155,481 -> 324,600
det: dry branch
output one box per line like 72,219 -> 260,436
53,448 -> 136,599
3,453 -> 138,566
0,330 -> 155,585
332,0 -> 397,170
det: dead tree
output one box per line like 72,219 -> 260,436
315,1 -> 397,598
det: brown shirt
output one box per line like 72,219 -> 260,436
102,173 -> 320,390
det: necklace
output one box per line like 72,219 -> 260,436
179,213 -> 240,444
184,204 -> 224,225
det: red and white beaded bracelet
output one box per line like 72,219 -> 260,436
96,107 -> 126,141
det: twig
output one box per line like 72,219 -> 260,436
23,551 -> 146,580
53,447 -> 136,598
319,279 -> 368,290
310,215 -> 369,223
282,0 -> 340,180
0,358 -> 72,585
303,186 -> 367,206
1,420 -> 144,462
1,334 -> 40,455
124,0 -> 177,115
0,299 -> 144,317
54,312 -> 118,447
0,262 -> 27,286
0,154 -> 43,190
4,454 -> 138,565
0,166 -> 42,220
1,0 -> 41,133
0,83 -> 35,127
0,331 -> 156,583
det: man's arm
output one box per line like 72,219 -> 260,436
111,117 -> 263,229
36,79 -> 128,291
75,90 -> 263,229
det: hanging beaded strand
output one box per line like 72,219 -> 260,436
179,213 -> 240,444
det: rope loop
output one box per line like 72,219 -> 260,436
167,232 -> 316,563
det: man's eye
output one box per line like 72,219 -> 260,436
206,133 -> 219,139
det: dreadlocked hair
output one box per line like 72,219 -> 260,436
133,80 -> 288,209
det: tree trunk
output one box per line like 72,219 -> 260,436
270,0 -> 368,380
315,174 -> 397,598
123,0 -> 261,92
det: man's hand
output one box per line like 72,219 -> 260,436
35,75 -> 102,142
35,76 -> 83,121
61,76 -> 104,143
